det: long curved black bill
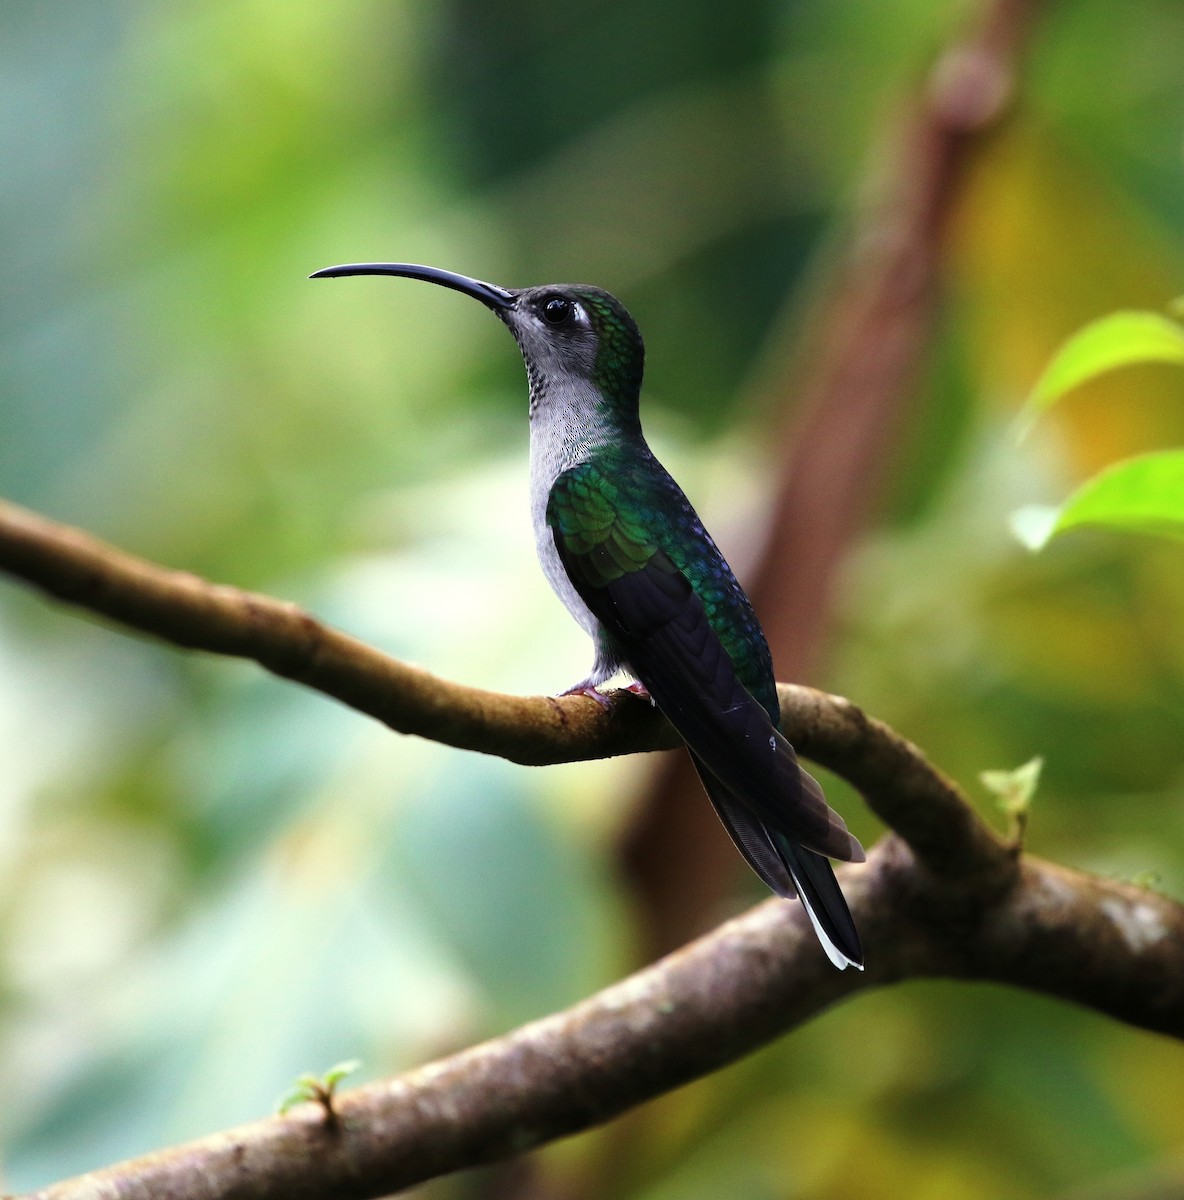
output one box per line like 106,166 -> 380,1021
309,262 -> 515,311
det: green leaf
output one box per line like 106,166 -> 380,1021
980,757 -> 1043,817
1018,311 -> 1184,436
1041,450 -> 1184,546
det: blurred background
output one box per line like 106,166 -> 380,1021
2,1 -> 1184,1195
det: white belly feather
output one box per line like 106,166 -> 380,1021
528,378 -> 624,686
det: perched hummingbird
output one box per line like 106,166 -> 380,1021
311,262 -> 865,969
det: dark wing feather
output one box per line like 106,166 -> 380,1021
686,753 -> 795,898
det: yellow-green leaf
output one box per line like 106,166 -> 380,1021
1018,311 -> 1184,436
1044,450 -> 1184,546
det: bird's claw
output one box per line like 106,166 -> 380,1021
560,683 -> 616,711
558,680 -> 652,711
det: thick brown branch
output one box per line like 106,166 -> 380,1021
0,497 -> 1002,874
21,842 -> 1184,1200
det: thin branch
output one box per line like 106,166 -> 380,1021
0,498 -> 666,764
0,497 -> 1003,874
778,685 -> 1008,879
19,841 -> 1184,1200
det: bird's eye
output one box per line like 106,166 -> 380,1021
541,296 -> 574,325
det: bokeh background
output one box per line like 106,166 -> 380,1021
3,1 -> 1184,1195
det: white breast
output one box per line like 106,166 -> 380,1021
527,378 -> 610,640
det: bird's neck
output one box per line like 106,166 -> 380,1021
528,376 -> 642,485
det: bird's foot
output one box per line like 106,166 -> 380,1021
558,679 -> 652,711
559,682 -> 616,711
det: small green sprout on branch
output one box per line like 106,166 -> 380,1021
276,1059 -> 361,1129
980,756 -> 1043,848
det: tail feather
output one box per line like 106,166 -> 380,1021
778,836 -> 863,971
691,754 -> 863,971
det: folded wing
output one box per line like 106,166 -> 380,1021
546,464 -> 864,867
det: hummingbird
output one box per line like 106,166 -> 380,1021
311,262 -> 865,969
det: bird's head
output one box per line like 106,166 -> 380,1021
311,263 -> 645,416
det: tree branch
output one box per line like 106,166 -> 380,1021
18,839 -> 1184,1200
0,498 -> 666,765
0,496 -> 1002,874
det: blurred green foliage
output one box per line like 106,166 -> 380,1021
1017,306 -> 1184,547
2,1 -> 1184,1195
